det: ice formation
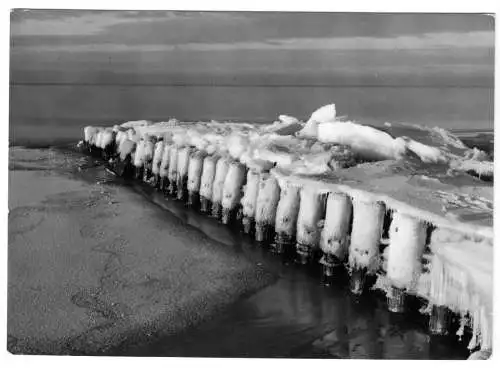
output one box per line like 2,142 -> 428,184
296,187 -> 325,250
82,101 -> 493,351
151,140 -> 165,175
385,211 -> 427,290
187,150 -> 207,195
348,199 -> 385,273
274,181 -> 301,239
159,143 -> 172,178
222,161 -> 246,211
254,173 -> 281,228
240,169 -> 261,228
319,192 -> 352,261
199,155 -> 219,204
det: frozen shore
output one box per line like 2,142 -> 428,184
81,103 -> 493,355
8,147 -> 273,354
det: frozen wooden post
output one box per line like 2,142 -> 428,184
211,156 -> 231,219
176,147 -> 192,200
199,155 -> 219,213
133,137 -> 146,180
167,145 -> 179,195
319,192 -> 352,277
240,169 -> 261,234
296,187 -> 325,265
158,142 -> 172,194
221,161 -> 246,224
348,198 -> 385,295
142,136 -> 156,184
274,181 -> 301,253
151,137 -> 165,189
254,174 -> 280,243
385,211 -> 427,312
187,150 -> 207,208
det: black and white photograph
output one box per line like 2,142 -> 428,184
5,3 -> 496,362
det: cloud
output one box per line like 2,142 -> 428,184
11,30 -> 494,53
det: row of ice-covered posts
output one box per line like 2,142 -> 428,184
83,131 -> 473,349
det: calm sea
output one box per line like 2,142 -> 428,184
9,84 -> 494,145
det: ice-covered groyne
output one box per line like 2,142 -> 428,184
79,104 -> 493,356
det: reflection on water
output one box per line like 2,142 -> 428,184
65,148 -> 469,359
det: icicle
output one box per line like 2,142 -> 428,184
167,145 -> 179,195
274,181 -> 301,250
221,161 -> 246,224
187,150 -> 207,207
319,192 -> 352,263
254,174 -> 281,242
211,156 -> 231,219
240,169 -> 261,234
348,198 -> 385,294
385,211 -> 426,312
296,187 -> 326,264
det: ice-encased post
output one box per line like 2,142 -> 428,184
151,139 -> 165,189
199,155 -> 219,213
221,161 -> 246,225
158,143 -> 172,194
385,211 -> 427,312
274,181 -> 301,253
167,145 -> 179,195
240,169 -> 261,234
133,138 -> 146,180
254,174 -> 281,243
176,146 -> 192,200
296,187 -> 326,264
348,198 -> 385,295
142,137 -> 156,184
319,192 -> 352,277
211,156 -> 231,219
187,150 -> 207,208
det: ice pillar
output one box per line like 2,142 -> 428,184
187,150 -> 207,208
240,169 -> 261,234
348,198 -> 385,294
158,143 -> 172,193
176,147 -> 192,200
211,156 -> 231,219
385,211 -> 426,312
151,139 -> 165,189
167,145 -> 179,195
319,192 -> 352,276
221,161 -> 246,224
199,155 -> 219,213
274,181 -> 301,252
254,174 -> 281,242
296,187 -> 326,264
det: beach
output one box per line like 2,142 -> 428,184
8,147 -> 273,355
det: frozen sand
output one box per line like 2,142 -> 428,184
8,147 -> 273,354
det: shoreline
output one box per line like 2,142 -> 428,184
8,147 -> 275,355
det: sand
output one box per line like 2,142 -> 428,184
8,147 -> 274,355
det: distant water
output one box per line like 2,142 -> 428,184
9,84 -> 494,145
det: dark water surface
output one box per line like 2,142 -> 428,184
10,85 -> 494,146
63,148 -> 470,359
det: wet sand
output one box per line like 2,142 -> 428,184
8,147 -> 274,354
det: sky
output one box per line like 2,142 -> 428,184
10,10 -> 495,86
